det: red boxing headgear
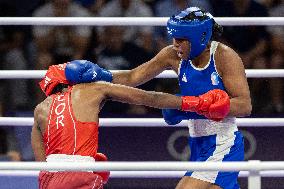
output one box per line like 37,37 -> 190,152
39,63 -> 70,96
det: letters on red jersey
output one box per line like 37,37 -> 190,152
43,87 -> 99,157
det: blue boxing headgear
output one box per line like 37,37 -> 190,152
167,7 -> 214,60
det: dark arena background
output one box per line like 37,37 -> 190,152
0,0 -> 284,188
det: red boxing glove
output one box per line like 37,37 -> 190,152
94,153 -> 110,184
181,89 -> 230,121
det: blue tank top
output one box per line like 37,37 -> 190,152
178,41 -> 225,119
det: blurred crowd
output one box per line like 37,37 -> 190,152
0,0 -> 284,161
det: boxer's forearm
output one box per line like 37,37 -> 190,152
106,83 -> 181,109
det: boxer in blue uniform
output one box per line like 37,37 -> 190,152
64,7 -> 252,189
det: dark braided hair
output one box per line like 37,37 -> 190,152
211,21 -> 223,40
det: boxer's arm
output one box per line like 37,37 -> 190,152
65,46 -> 178,86
31,106 -> 46,161
93,82 -> 182,109
112,45 -> 177,87
216,44 -> 252,117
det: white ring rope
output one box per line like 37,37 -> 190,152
1,170 -> 284,178
1,69 -> 284,79
0,161 -> 282,171
0,17 -> 284,26
0,117 -> 284,127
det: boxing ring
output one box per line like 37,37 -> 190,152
1,16 -> 284,189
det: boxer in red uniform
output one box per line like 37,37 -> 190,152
32,63 -> 230,189
33,63 -> 110,189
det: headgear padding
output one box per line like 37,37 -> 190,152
167,7 -> 214,60
39,63 -> 70,96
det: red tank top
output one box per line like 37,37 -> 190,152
43,87 -> 98,157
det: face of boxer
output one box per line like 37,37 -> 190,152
172,38 -> 190,60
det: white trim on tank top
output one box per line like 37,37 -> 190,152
211,41 -> 223,79
67,91 -> 77,155
46,97 -> 57,150
177,41 -> 220,73
188,41 -> 218,71
178,59 -> 182,76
